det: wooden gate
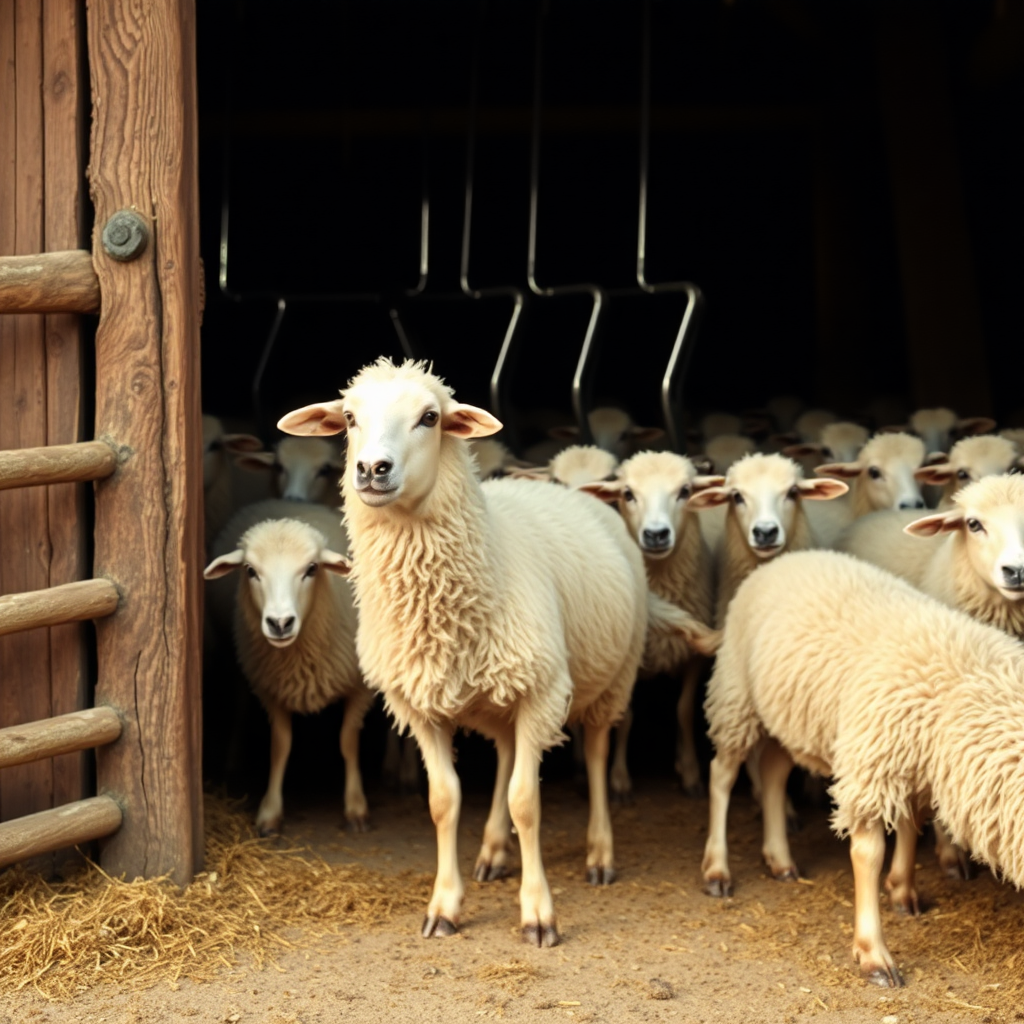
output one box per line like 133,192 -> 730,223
0,0 -> 203,885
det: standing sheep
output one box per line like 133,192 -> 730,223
202,414 -> 265,549
277,358 -> 708,947
701,549 -> 1024,987
204,503 -> 373,835
911,434 -> 1021,509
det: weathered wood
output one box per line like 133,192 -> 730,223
89,0 -> 205,884
0,795 -> 122,869
0,707 -> 122,770
0,440 -> 116,490
0,0 -> 54,829
0,251 -> 100,314
43,0 -> 92,834
0,578 -> 119,638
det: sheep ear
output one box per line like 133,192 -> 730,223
957,416 -> 997,437
904,510 -> 964,538
782,442 -> 824,459
443,403 -> 503,439
278,400 -> 347,437
914,463 -> 954,485
686,486 -> 732,510
221,433 -> 265,454
627,425 -> 665,443
320,550 -> 352,576
577,480 -> 623,504
814,461 -> 861,480
203,549 -> 245,579
692,475 -> 726,492
234,451 -> 277,473
798,477 -> 849,500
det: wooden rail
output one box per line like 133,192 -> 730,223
0,440 -> 117,491
0,707 -> 122,771
0,796 -> 123,870
0,579 -> 119,638
0,250 -> 101,315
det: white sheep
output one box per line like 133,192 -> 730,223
277,358 -> 710,947
204,502 -> 373,836
892,407 -> 996,456
912,434 -> 1021,508
524,406 -> 664,465
805,432 -> 927,547
581,451 -> 721,798
999,427 -> 1024,454
783,421 -> 869,475
233,435 -> 345,504
202,414 -> 265,549
703,433 -> 757,476
701,548 -> 1024,987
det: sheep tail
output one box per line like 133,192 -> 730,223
646,591 -> 722,658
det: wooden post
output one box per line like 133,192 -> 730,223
88,0 -> 204,884
0,440 -> 117,490
0,707 -> 122,770
0,251 -> 100,313
0,578 -> 119,638
0,795 -> 123,869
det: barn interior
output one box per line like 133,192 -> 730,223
194,1 -> 1023,804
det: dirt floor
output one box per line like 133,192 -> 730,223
3,774 -> 1022,1024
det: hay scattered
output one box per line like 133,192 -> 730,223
476,959 -> 540,994
0,796 -> 430,1001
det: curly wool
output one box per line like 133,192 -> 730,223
706,549 -> 1024,887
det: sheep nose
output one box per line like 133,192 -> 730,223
1001,566 -> 1024,588
752,524 -> 779,547
899,499 -> 926,509
265,616 -> 296,637
356,459 -> 392,479
642,527 -> 672,549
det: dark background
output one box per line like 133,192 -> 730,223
196,1 -> 1023,799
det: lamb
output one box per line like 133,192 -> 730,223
203,503 -> 373,835
581,452 -> 722,797
701,548 -> 1024,987
277,358 -> 710,947
202,414 -> 265,549
912,434 -> 1021,508
233,435 -> 344,504
805,432 -> 927,547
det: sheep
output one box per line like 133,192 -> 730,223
805,432 -> 927,548
202,414 -> 265,549
203,503 -> 373,835
277,357 -> 711,947
783,421 -> 870,475
999,427 -> 1024,455
912,434 -> 1022,509
524,406 -> 664,465
233,435 -> 344,504
888,407 -> 996,456
580,452 -> 722,798
704,434 -> 757,476
701,548 -> 1024,987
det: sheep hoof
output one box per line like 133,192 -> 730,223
586,866 -> 616,886
610,788 -> 634,807
421,914 -> 458,938
522,923 -> 560,948
704,875 -> 732,898
891,894 -> 921,917
861,963 -> 904,988
680,780 -> 706,799
940,854 -> 976,881
257,821 -> 282,839
473,861 -> 509,883
772,865 -> 800,883
346,815 -> 370,833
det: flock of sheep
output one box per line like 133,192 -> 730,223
201,360 -> 1024,989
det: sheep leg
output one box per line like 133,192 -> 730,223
510,714 -> 558,947
759,737 -> 798,881
473,725 -> 515,882
747,738 -> 800,832
702,746 -> 744,897
885,815 -> 922,915
340,692 -> 372,832
675,658 -> 705,797
584,721 -> 616,885
608,704 -> 633,805
850,822 -> 904,987
413,718 -> 464,937
256,702 -> 292,837
934,821 -> 975,880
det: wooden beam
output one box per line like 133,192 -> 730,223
88,0 -> 204,884
0,578 -> 119,638
0,795 -> 122,869
0,250 -> 100,314
0,440 -> 117,490
0,706 -> 122,770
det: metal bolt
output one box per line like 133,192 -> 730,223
101,210 -> 149,262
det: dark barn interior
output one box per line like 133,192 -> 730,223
195,1 -> 1023,804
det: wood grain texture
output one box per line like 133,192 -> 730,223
0,706 -> 121,770
0,250 -> 99,313
88,0 -> 204,884
0,440 -> 116,490
0,795 -> 122,869
0,578 -> 119,637
0,0 -> 55,828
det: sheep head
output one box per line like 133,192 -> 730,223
816,432 -> 926,512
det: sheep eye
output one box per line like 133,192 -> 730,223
419,410 -> 439,427
868,467 -> 882,480
623,487 -> 636,503
317,464 -> 332,478
304,562 -> 318,578
245,565 -> 259,581
678,485 -> 691,501
732,492 -> 745,506
207,439 -> 223,453
967,518 -> 984,533
787,485 -> 800,500
956,469 -> 970,481
821,447 -> 833,459
343,411 -> 356,427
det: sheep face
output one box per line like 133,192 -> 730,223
237,436 -> 344,504
688,453 -> 846,558
914,435 -> 1020,494
580,451 -> 723,559
906,475 -> 1024,600
276,359 -> 502,511
550,406 -> 663,459
203,519 -> 350,646
816,432 -> 926,511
